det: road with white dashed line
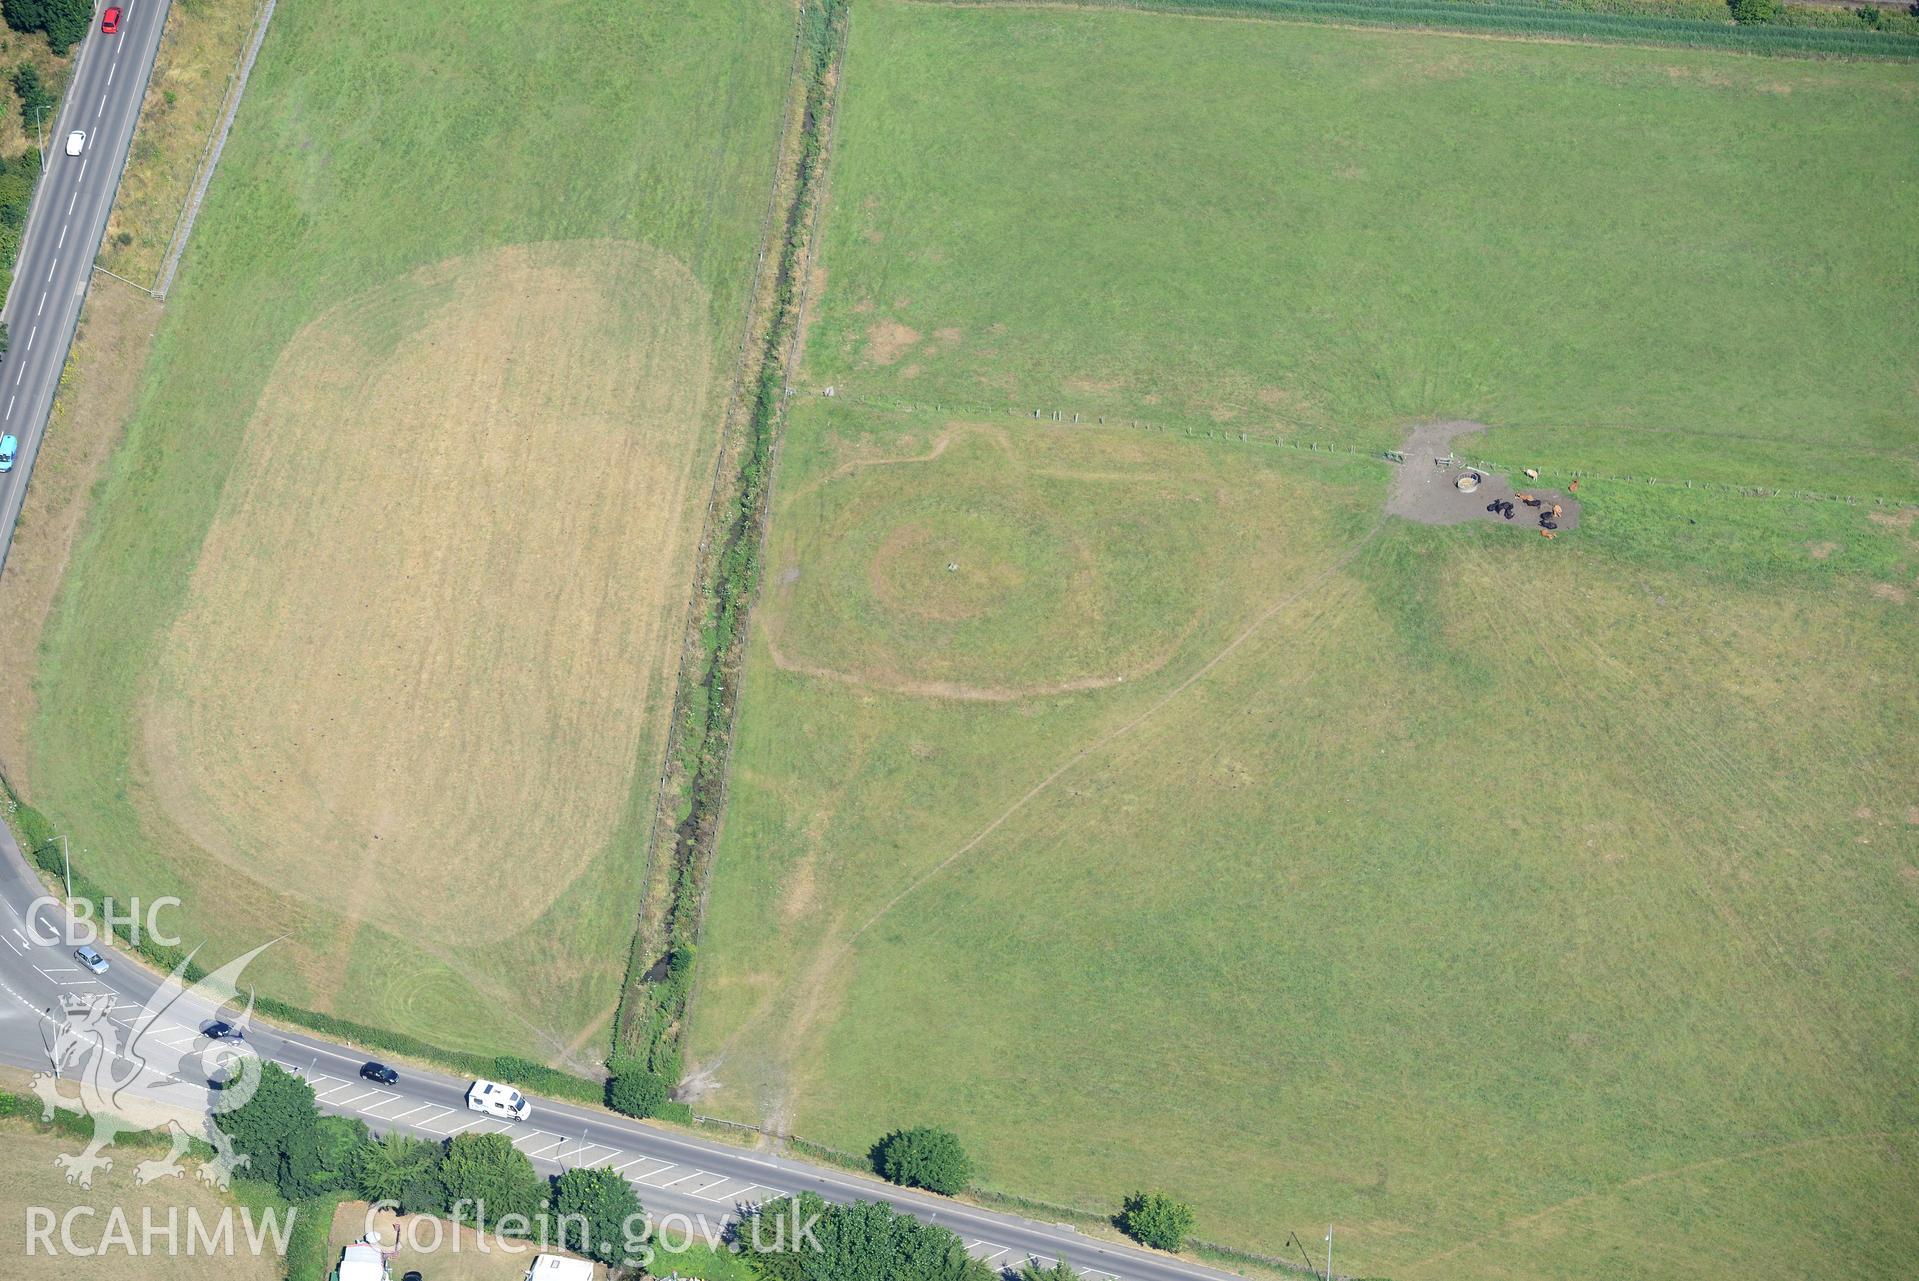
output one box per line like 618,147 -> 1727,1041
0,0 -> 172,575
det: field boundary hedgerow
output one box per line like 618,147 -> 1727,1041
927,0 -> 1919,56
832,391 -> 1918,509
608,0 -> 851,1095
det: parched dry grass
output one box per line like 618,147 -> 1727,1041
138,240 -> 710,1008
98,0 -> 265,283
0,1121 -> 283,1281
0,2 -> 261,786
0,281 -> 162,788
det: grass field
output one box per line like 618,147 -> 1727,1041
23,0 -> 794,1059
804,3 -> 1917,499
98,0 -> 265,284
0,1120 -> 284,1280
683,4 -> 1919,1277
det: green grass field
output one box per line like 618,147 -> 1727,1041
804,2 -> 1917,498
22,0 -> 794,1058
683,5 -> 1919,1277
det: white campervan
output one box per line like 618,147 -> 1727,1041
466,1079 -> 531,1121
524,1255 -> 595,1281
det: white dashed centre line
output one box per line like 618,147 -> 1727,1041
36,293 -> 46,316
24,328 -> 34,352
108,61 -> 117,87
46,259 -> 57,282
67,190 -> 77,214
57,225 -> 66,249
97,93 -> 107,119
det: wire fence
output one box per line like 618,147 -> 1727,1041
829,390 -> 1914,510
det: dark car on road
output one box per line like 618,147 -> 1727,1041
359,1062 -> 398,1085
201,1020 -> 244,1041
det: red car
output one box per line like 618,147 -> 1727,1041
101,7 -> 122,35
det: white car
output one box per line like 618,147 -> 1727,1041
466,1079 -> 530,1121
64,130 -> 85,157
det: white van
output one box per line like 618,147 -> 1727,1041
466,1079 -> 530,1121
524,1256 -> 595,1281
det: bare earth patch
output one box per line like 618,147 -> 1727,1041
139,241 -> 710,995
863,319 -> 920,365
1387,419 -> 1581,532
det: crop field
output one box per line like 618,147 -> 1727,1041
23,0 -> 794,1058
683,4 -> 1919,1278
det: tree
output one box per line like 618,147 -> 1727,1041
439,1132 -> 545,1231
1,0 -> 92,55
552,1166 -> 647,1266
1727,0 -> 1780,22
1019,1261 -> 1079,1281
11,62 -> 53,136
350,1133 -> 445,1216
740,1194 -> 993,1281
0,321 -> 10,357
606,1063 -> 670,1119
874,1126 -> 972,1195
1116,1191 -> 1195,1252
215,1063 -> 328,1200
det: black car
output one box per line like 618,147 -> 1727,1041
201,1020 -> 244,1041
360,1061 -> 399,1085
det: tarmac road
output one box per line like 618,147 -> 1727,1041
0,822 -> 1253,1281
0,0 -> 172,575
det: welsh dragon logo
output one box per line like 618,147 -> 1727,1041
32,941 -> 275,1191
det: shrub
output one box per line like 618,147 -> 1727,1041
606,1063 -> 671,1119
1116,1191 -> 1195,1252
350,1133 -> 445,1216
2,0 -> 91,54
874,1126 -> 973,1195
742,1193 -> 992,1281
1728,0 -> 1780,21
11,62 -> 53,134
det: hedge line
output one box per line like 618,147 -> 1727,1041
969,0 -> 1919,56
609,0 -> 850,1086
